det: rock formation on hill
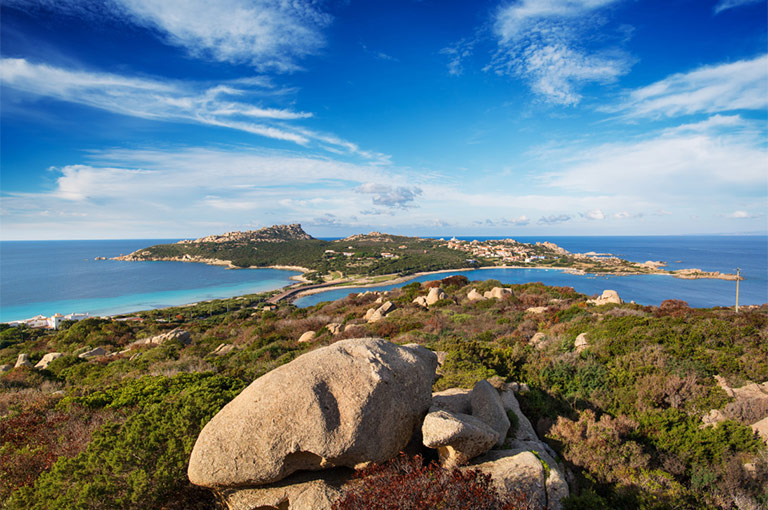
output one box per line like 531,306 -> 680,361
180,224 -> 314,244
188,337 -> 569,510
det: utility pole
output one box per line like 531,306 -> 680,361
735,268 -> 740,313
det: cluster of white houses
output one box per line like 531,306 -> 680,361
9,312 -> 91,330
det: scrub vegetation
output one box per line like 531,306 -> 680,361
1,278 -> 766,509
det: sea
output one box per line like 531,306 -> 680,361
0,236 -> 765,322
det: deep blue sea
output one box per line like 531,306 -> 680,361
0,236 -> 765,322
296,236 -> 767,309
0,240 -> 299,322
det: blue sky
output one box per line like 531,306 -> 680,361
1,0 -> 766,239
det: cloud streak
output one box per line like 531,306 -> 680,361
713,0 -> 764,14
0,58 -> 384,158
6,0 -> 332,72
490,0 -> 631,105
610,55 -> 768,118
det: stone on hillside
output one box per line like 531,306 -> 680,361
367,301 -> 396,323
130,329 -> 190,348
468,450 -> 547,509
298,331 -> 316,343
188,338 -> 437,488
34,352 -> 64,369
326,323 -> 342,335
588,289 -> 622,306
431,388 -> 472,415
15,353 -> 32,368
0,364 -> 11,373
344,323 -> 360,332
364,308 -> 376,321
470,448 -> 568,510
412,296 -> 428,308
467,289 -> 486,301
213,343 -> 235,356
526,306 -> 547,314
499,388 -> 538,443
422,409 -> 499,468
530,332 -> 547,349
574,333 -> 589,353
78,347 -> 107,359
751,416 -> 768,444
471,380 -> 510,447
487,287 -> 513,300
220,469 -> 351,510
425,287 -> 447,306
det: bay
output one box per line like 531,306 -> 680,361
295,236 -> 767,308
0,240 -> 299,322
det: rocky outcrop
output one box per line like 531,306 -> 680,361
422,410 -> 499,468
426,287 -> 447,306
587,289 -> 622,305
483,287 -> 513,300
530,332 -> 547,349
14,353 -> 32,368
469,450 -> 547,508
471,380 -> 510,447
188,338 -> 437,488
526,306 -> 547,314
574,333 -> 589,353
298,331 -> 316,343
34,352 -> 64,369
367,301 -> 396,323
467,289 -> 486,301
0,364 -> 11,373
130,329 -> 190,348
219,469 -> 351,510
326,323 -> 342,335
412,296 -> 429,308
212,343 -> 235,356
78,347 -> 107,359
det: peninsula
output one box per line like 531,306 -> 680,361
114,224 -> 739,284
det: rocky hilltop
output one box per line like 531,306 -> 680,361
178,223 -> 314,245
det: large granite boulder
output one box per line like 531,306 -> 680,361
588,289 -> 622,305
34,352 -> 64,370
15,353 -> 32,368
422,409 -> 499,468
219,469 -> 352,510
468,450 -> 547,508
471,380 -> 510,447
574,333 -> 589,353
425,287 -> 447,306
484,287 -> 513,300
467,289 -> 486,301
78,347 -> 107,359
188,338 -> 437,488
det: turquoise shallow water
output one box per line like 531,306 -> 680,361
0,240 -> 299,322
1,236 -> 765,320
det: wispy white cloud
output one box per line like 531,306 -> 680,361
439,39 -> 475,76
726,210 -> 762,219
610,55 -> 768,118
6,0 -> 332,72
0,58 -> 383,158
582,209 -> 605,220
489,0 -> 631,105
713,0 -> 764,14
541,115 -> 767,195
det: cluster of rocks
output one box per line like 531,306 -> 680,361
0,329 -> 192,373
703,376 -> 768,444
413,287 -> 447,308
587,289 -> 622,306
187,337 -> 569,510
468,287 -> 513,301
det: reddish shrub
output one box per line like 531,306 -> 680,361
441,275 -> 469,288
332,454 -> 529,510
